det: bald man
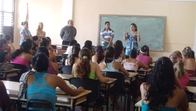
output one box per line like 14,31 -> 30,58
60,20 -> 77,45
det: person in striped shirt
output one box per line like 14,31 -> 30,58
100,21 -> 114,49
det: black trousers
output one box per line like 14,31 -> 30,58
62,40 -> 70,45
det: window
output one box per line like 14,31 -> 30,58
0,0 -> 15,38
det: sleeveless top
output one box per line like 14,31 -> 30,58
11,56 -> 29,67
47,62 -> 55,75
142,102 -> 176,111
125,32 -> 138,56
102,61 -> 119,72
27,72 -> 56,111
74,71 -> 96,79
115,57 -> 123,63
123,60 -> 139,72
178,73 -> 190,90
136,55 -> 151,66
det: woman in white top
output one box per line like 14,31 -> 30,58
113,40 -> 126,62
122,49 -> 148,72
36,22 -> 46,40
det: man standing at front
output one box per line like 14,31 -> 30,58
100,21 -> 114,49
60,20 -> 77,45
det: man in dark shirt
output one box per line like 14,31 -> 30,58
60,20 -> 77,45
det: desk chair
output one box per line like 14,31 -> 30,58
105,72 -> 129,111
26,99 -> 53,111
61,65 -> 72,74
70,78 -> 101,111
10,63 -> 27,81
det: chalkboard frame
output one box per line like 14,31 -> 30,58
98,14 -> 166,51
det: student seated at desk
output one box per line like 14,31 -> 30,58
83,40 -> 95,56
0,39 -> 10,63
0,81 -> 15,111
40,38 -> 56,62
64,40 -> 77,55
65,46 -> 80,66
32,36 -> 40,52
99,47 -> 129,76
140,57 -> 188,111
136,45 -> 152,66
10,41 -> 32,68
4,34 -> 15,54
37,47 -> 59,75
170,51 -> 190,90
72,48 -> 111,82
113,40 -> 126,63
26,53 -> 84,111
92,45 -> 105,64
122,49 -> 148,72
182,47 -> 196,77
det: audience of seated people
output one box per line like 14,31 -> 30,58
1,35 -> 196,111
36,47 -> 59,75
0,39 -> 10,63
140,57 -> 188,111
182,46 -> 196,77
113,40 -> 126,62
10,41 -> 32,68
92,45 -> 105,64
122,49 -> 149,72
136,45 -> 152,66
65,46 -> 80,66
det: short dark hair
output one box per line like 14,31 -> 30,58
69,40 -> 77,46
105,21 -> 110,25
32,52 -> 49,72
37,47 -> 49,57
32,36 -> 38,41
40,38 -> 49,47
129,49 -> 137,58
21,21 -> 28,26
4,35 -> 11,41
0,39 -> 7,47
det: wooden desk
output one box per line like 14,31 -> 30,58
189,77 -> 196,82
135,100 -> 196,111
187,86 -> 196,94
58,74 -> 73,80
0,68 -> 21,80
128,72 -> 138,78
2,80 -> 91,111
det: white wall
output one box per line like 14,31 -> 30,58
14,0 -> 73,48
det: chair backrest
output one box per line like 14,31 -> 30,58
11,63 -> 27,79
26,99 -> 53,111
105,72 -> 125,91
61,65 -> 72,74
69,78 -> 101,102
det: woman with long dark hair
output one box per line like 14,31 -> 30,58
92,45 -> 104,64
113,40 -> 126,62
140,57 -> 188,111
11,41 -> 32,68
65,46 -> 80,66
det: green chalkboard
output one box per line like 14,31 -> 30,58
98,15 -> 166,51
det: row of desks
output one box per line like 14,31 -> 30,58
2,80 -> 91,111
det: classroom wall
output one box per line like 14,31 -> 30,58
14,0 -> 73,49
73,0 -> 196,59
